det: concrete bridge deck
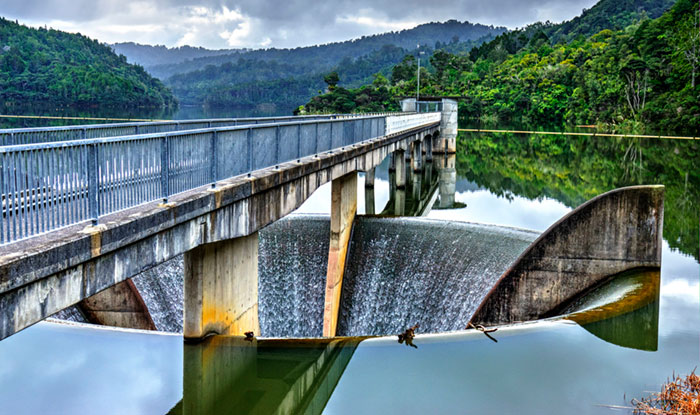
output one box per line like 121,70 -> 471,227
0,108 -> 450,340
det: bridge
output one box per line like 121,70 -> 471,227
0,99 -> 458,340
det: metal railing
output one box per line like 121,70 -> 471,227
0,113 -> 397,146
416,101 -> 443,112
386,112 -> 441,135
0,112 -> 440,244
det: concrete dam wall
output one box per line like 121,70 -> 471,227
54,185 -> 664,338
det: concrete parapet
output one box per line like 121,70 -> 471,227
470,185 -> 664,327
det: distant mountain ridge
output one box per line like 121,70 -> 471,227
127,20 -> 506,79
111,42 -> 246,69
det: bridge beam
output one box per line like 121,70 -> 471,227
323,172 -> 357,337
184,233 -> 260,340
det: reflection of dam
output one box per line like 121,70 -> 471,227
170,336 -> 362,415
371,154 -> 456,217
564,268 -> 660,351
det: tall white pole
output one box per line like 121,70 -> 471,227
417,56 -> 420,102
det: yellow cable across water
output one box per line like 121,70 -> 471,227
458,128 -> 698,140
0,114 -> 168,122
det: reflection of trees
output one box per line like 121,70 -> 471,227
456,131 -> 699,259
621,137 -> 644,182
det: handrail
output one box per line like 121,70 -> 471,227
0,112 -> 402,146
0,112 -> 440,244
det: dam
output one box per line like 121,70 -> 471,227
0,110 -> 696,414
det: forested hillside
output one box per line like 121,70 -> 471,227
0,19 -> 177,108
303,0 -> 698,133
162,21 -> 505,111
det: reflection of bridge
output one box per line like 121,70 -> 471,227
171,336 -> 362,415
0,100 -> 459,340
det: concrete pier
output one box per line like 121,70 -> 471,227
394,149 -> 406,188
323,172 -> 357,337
412,140 -> 423,171
434,99 -> 457,153
184,233 -> 260,340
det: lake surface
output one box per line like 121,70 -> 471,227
0,112 -> 697,414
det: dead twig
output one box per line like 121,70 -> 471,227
466,322 -> 499,343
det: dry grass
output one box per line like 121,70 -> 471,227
633,371 -> 700,414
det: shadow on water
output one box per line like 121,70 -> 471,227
169,337 -> 364,415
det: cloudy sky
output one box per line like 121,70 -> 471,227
1,0 -> 598,50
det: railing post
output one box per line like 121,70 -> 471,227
210,131 -> 218,187
135,126 -> 140,135
161,135 -> 170,202
88,144 -> 100,225
81,128 -> 87,140
297,124 -> 302,162
247,128 -> 253,177
275,125 -> 280,168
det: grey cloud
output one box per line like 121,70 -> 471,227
0,0 -> 598,48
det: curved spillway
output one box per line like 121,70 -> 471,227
261,215 -> 537,337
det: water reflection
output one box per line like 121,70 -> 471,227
564,268 -> 661,351
171,336 -> 363,415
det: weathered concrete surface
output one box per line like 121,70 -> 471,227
434,99 -> 457,153
78,278 -> 156,331
469,185 -> 664,327
184,233 -> 259,339
394,149 -> 406,188
412,139 -> 423,171
0,121 -> 439,340
323,172 -> 357,337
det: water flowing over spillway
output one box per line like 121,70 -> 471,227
338,217 -> 538,336
63,215 -> 539,337
258,215 -> 538,337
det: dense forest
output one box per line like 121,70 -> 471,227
303,0 -> 698,133
0,18 -> 176,108
155,21 -> 505,111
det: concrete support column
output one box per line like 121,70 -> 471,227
434,98 -> 457,154
184,233 -> 260,340
365,168 -> 375,187
425,134 -> 433,162
394,149 -> 406,189
411,170 -> 422,203
394,189 -> 406,216
412,139 -> 423,172
323,172 -> 357,337
388,153 -> 395,172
